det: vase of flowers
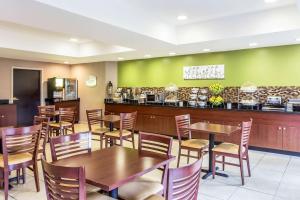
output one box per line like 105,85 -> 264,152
209,83 -> 224,107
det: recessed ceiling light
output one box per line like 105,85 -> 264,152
203,49 -> 211,52
249,42 -> 258,47
118,57 -> 124,60
177,15 -> 188,21
64,61 -> 69,64
69,38 -> 79,42
169,52 -> 176,56
144,54 -> 152,58
264,0 -> 277,3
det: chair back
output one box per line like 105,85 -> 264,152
38,105 -> 55,117
49,132 -> 92,161
1,125 -> 41,167
120,111 -> 137,134
138,132 -> 173,157
59,107 -> 75,124
166,158 -> 203,200
175,114 -> 191,142
240,118 -> 253,153
42,159 -> 86,200
34,116 -> 50,159
86,109 -> 104,130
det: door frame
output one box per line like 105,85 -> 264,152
11,66 -> 44,106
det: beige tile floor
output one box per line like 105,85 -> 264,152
2,123 -> 300,200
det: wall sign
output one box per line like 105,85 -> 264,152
183,65 -> 225,80
85,75 -> 97,87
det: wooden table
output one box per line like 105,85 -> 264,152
52,146 -> 174,198
98,114 -> 120,131
183,122 -> 241,179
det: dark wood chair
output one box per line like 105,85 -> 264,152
86,109 -> 110,149
175,114 -> 208,167
119,132 -> 173,200
38,105 -> 56,121
104,111 -> 137,148
145,158 -> 203,200
49,107 -> 75,136
33,115 -> 50,161
0,125 -> 41,200
42,159 -> 115,200
212,119 -> 253,185
49,131 -> 91,161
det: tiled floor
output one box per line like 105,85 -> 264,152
2,124 -> 300,200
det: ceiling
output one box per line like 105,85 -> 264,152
0,0 -> 300,64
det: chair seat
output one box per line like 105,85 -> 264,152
0,153 -> 32,167
119,177 -> 164,200
145,195 -> 165,200
181,139 -> 209,150
87,192 -> 116,200
105,130 -> 132,138
49,121 -> 72,128
213,142 -> 240,155
91,126 -> 110,135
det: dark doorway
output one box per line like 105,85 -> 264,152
13,68 -> 41,126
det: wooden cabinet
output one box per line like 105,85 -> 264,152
105,103 -> 300,153
0,104 -> 17,127
46,99 -> 80,123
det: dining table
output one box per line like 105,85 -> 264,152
183,121 -> 241,179
98,114 -> 120,132
52,146 -> 175,198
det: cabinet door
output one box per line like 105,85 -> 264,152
256,124 -> 283,150
140,114 -> 156,133
283,126 -> 300,152
0,105 -> 17,127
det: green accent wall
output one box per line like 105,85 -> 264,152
118,44 -> 300,87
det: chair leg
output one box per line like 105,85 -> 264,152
72,125 -> 75,134
187,150 -> 190,164
22,168 -> 26,184
4,171 -> 9,200
120,138 -> 123,146
16,169 -> 20,184
100,135 -> 103,149
222,156 -> 225,171
131,134 -> 135,149
246,154 -> 251,177
239,156 -> 245,185
212,152 -> 216,179
33,163 -> 40,192
177,147 -> 182,168
105,137 -> 108,148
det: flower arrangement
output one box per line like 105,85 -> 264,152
209,83 -> 224,107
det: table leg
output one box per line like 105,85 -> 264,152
202,133 -> 229,179
109,188 -> 118,198
109,122 -> 114,146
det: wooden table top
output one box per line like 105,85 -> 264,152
98,114 -> 120,123
52,146 -> 174,191
184,122 -> 241,136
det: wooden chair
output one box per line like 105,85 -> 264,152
145,158 -> 203,200
86,109 -> 110,149
104,111 -> 137,148
33,115 -> 50,160
42,159 -> 115,200
38,105 -> 56,120
49,107 -> 75,136
49,131 -> 92,161
175,114 -> 209,167
119,132 -> 173,200
0,125 -> 41,200
212,119 -> 253,185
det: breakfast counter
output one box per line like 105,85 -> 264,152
105,102 -> 300,153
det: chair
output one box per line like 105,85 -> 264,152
86,109 -> 110,149
212,119 -> 253,185
49,131 -> 92,161
42,159 -> 115,200
119,132 -> 173,200
33,115 -> 50,160
145,158 -> 203,200
38,105 -> 56,120
175,114 -> 209,167
104,111 -> 137,148
49,132 -> 100,193
49,107 -> 75,136
0,125 -> 41,200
